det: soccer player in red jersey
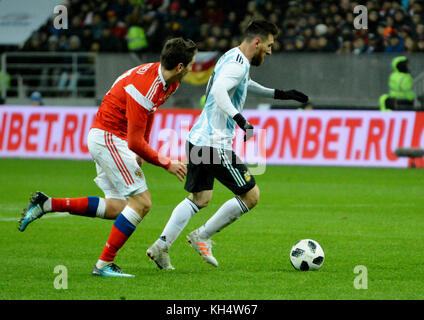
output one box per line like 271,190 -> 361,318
19,38 -> 197,277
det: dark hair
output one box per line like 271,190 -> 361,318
160,37 -> 197,70
242,20 -> 279,41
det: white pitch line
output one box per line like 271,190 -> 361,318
0,212 -> 69,222
289,203 -> 416,208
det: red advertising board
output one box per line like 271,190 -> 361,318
0,106 -> 423,168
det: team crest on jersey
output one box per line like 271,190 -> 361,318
137,63 -> 153,75
135,168 -> 143,178
243,171 -> 251,182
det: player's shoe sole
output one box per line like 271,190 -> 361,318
186,230 -> 218,267
146,243 -> 175,270
92,263 -> 134,278
18,191 -> 49,232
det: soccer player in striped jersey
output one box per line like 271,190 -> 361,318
147,20 -> 308,269
18,38 -> 197,277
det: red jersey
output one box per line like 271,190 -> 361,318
92,62 -> 179,169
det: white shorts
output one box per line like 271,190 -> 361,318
87,128 -> 148,200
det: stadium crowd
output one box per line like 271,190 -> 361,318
11,0 -> 424,54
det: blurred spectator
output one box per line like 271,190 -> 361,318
13,0 -> 424,55
385,33 -> 404,53
414,23 -> 424,39
69,35 -> 81,52
294,36 -> 307,52
90,42 -> 101,53
307,37 -> 320,52
91,14 -> 106,39
145,14 -> 165,52
100,27 -> 123,52
353,37 -> 367,54
180,9 -> 202,41
368,10 -> 380,33
80,27 -> 94,51
108,0 -> 132,21
404,36 -> 417,52
284,40 -> 296,52
365,33 -> 384,53
202,0 -> 225,25
417,37 -> 424,52
66,15 -> 84,39
337,38 -> 353,54
205,36 -> 218,51
47,35 -> 59,52
30,91 -> 44,106
57,35 -> 70,52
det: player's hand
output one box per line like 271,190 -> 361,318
274,89 -> 308,103
244,123 -> 254,141
167,160 -> 187,182
136,155 -> 143,167
233,113 -> 255,142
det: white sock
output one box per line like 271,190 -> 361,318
158,198 -> 199,249
198,197 -> 249,239
121,205 -> 142,226
96,259 -> 112,269
43,198 -> 52,212
95,198 -> 106,218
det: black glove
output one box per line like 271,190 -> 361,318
274,89 -> 309,103
233,113 -> 254,141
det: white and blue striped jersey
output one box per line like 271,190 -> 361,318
188,47 -> 251,150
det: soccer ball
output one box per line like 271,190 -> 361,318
289,239 -> 325,271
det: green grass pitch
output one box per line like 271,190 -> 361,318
1,158 -> 423,300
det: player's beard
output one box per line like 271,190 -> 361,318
178,69 -> 189,82
251,51 -> 264,66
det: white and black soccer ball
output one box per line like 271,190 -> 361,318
289,239 -> 325,271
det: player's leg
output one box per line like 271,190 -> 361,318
93,190 -> 151,277
196,184 -> 259,238
146,190 -> 213,269
187,148 -> 258,267
18,191 -> 120,232
146,142 -> 214,269
44,164 -> 129,219
18,132 -> 128,231
88,129 -> 149,277
19,192 -> 125,229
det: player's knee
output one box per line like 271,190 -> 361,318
240,185 -> 260,210
132,200 -> 151,217
105,199 -> 127,219
190,191 -> 212,209
196,198 -> 210,208
128,193 -> 152,217
145,199 -> 152,214
191,196 -> 210,208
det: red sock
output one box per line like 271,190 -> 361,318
99,225 -> 130,262
51,197 -> 98,217
99,213 -> 136,262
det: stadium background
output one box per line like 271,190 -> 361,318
1,0 -> 424,302
1,0 -> 424,109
